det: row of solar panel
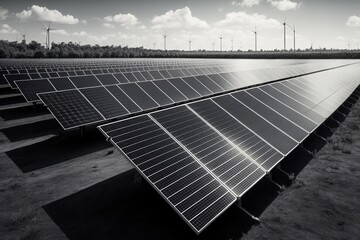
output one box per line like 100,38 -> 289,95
16,61 -> 344,103
6,64 -> 233,89
0,58 -> 218,70
98,66 -> 360,233
36,63 -> 327,129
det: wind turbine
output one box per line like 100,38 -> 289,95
287,24 -> 296,51
231,37 -> 234,51
162,31 -> 168,51
279,17 -> 287,51
153,42 -> 156,50
251,24 -> 258,51
219,34 -> 223,51
212,41 -> 215,51
20,33 -> 26,43
42,22 -> 54,50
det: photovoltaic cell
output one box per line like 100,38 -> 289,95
98,115 -> 236,233
113,73 -> 130,83
15,79 -> 55,102
232,91 -> 308,142
182,77 -> 213,96
105,85 -> 141,114
151,106 -> 267,196
118,83 -> 159,111
38,90 -> 104,129
80,87 -> 129,119
188,100 -> 283,171
153,80 -> 188,103
213,95 -> 297,155
49,77 -> 76,90
246,87 -> 317,132
194,75 -> 224,93
168,78 -> 201,100
137,81 -> 174,106
95,74 -> 119,85
69,75 -> 102,88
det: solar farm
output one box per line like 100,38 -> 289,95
1,58 -> 360,239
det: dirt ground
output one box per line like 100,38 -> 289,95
0,92 -> 359,240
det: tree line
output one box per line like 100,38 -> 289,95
1,40 -> 359,59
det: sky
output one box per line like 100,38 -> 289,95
0,0 -> 360,51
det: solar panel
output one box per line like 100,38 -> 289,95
207,74 -> 235,91
151,106 -> 267,196
15,79 -> 56,102
148,70 -> 164,80
137,81 -> 174,106
188,100 -> 283,171
168,69 -> 185,78
194,75 -> 224,93
123,72 -> 138,82
132,72 -> 146,82
5,73 -> 30,88
260,85 -> 324,124
98,115 -> 236,233
95,74 -> 119,85
49,77 -> 76,90
139,71 -> 153,80
118,83 -> 159,111
182,77 -> 213,96
168,78 -> 201,100
213,95 -> 298,155
153,80 -> 188,103
38,90 -> 104,130
80,87 -> 129,119
69,75 -> 102,88
113,73 -> 129,83
105,85 -> 142,114
232,91 -> 308,142
246,87 -> 317,132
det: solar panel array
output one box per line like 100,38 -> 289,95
99,63 -> 360,233
35,62 -> 351,130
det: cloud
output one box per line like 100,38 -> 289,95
15,5 -> 79,24
151,7 -> 209,30
216,11 -> 281,29
232,0 -> 261,7
0,7 -> 8,20
103,23 -> 115,28
346,15 -> 360,27
52,29 -> 69,35
104,13 -> 139,27
268,0 -> 301,11
0,24 -> 18,34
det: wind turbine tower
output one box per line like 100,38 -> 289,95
287,24 -> 296,50
251,24 -> 258,51
231,38 -> 234,51
42,22 -> 54,50
279,18 -> 287,50
212,41 -> 215,51
163,32 -> 168,51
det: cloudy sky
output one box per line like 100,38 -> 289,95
0,0 -> 360,50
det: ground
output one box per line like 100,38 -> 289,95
0,94 -> 359,240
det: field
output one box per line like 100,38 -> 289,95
0,59 -> 359,240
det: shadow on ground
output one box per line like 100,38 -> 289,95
2,118 -> 61,142
0,104 -> 48,120
6,127 -> 111,172
44,169 -> 259,240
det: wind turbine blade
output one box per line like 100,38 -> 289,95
41,21 -> 47,28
